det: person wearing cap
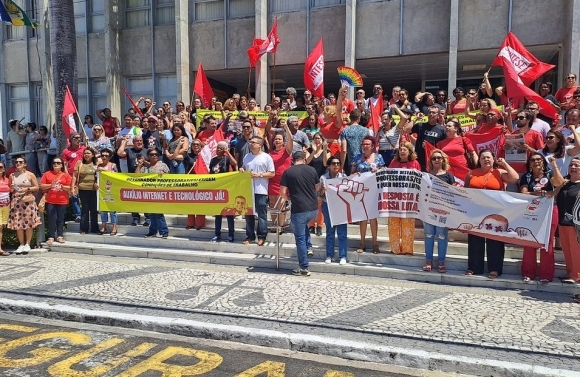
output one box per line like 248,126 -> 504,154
61,132 -> 86,222
239,136 -> 275,246
142,115 -> 164,155
280,150 -> 320,276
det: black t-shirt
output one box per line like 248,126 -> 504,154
556,181 -> 580,225
142,130 -> 163,154
209,155 -> 232,174
280,164 -> 319,214
433,171 -> 455,185
411,122 -> 446,170
126,147 -> 149,173
519,171 -> 554,193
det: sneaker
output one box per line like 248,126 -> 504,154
144,233 -> 156,238
143,220 -> 150,227
324,257 -> 332,264
15,245 -> 24,255
210,236 -> 220,242
292,268 -> 311,276
227,236 -> 234,243
307,248 -> 314,257
22,244 -> 31,254
339,258 -> 347,265
75,216 -> 81,223
131,219 -> 139,226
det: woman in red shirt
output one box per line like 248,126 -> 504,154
0,162 -> 10,255
40,157 -> 72,245
437,119 -> 477,183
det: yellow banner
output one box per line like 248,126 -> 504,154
98,171 -> 255,215
196,110 -> 308,129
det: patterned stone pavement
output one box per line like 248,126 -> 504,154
1,252 -> 579,360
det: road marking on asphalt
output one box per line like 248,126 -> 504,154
115,346 -> 224,376
0,331 -> 92,368
324,372 -> 355,377
234,361 -> 285,376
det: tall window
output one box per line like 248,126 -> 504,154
4,0 -> 26,40
157,75 -> 177,108
7,85 -> 30,123
155,0 -> 175,25
126,0 -> 150,28
78,81 -> 88,119
90,0 -> 105,32
270,0 -> 304,12
91,79 -> 108,114
311,0 -> 345,7
124,77 -> 153,112
229,0 -> 253,18
74,0 -> 87,35
32,83 -> 44,124
194,0 -> 224,21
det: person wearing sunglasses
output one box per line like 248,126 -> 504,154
0,162 -> 10,255
62,132 -> 86,222
503,110 -> 545,179
8,157 -> 41,254
555,73 -> 578,124
88,125 -> 112,153
40,157 -> 72,245
96,148 -> 118,236
422,150 -> 455,273
139,149 -> 170,239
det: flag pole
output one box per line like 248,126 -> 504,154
191,69 -> 197,108
66,85 -> 88,142
272,53 -> 276,98
247,67 -> 252,99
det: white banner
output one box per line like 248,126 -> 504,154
324,169 -> 553,249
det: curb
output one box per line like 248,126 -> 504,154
0,298 -> 575,377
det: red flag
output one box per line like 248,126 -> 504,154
247,18 -> 280,67
501,57 -> 559,120
193,63 -> 215,109
491,32 -> 555,86
368,95 -> 384,135
195,128 -> 224,174
303,38 -> 324,99
120,86 -> 145,118
62,85 -> 78,139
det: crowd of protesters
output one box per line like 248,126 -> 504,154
2,72 -> 580,300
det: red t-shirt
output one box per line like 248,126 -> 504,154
437,137 -> 474,181
62,146 -> 86,175
555,86 -> 578,109
319,120 -> 344,157
41,171 -> 73,205
268,148 -> 291,196
340,99 -> 355,117
388,159 -> 421,170
509,129 -> 545,173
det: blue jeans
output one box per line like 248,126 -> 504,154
423,222 -> 448,263
149,213 -> 168,236
70,194 -> 81,218
170,160 -> 185,174
100,211 -> 118,224
246,194 -> 268,240
291,209 -> 318,270
215,215 -> 234,239
46,203 -> 67,239
321,202 -> 347,259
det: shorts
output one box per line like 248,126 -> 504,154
0,206 -> 9,226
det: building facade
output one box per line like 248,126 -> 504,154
1,0 -> 579,138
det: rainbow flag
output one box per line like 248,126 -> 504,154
0,0 -> 40,27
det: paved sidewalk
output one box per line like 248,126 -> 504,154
0,252 -> 579,376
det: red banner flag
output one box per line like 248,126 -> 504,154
120,86 -> 145,118
303,38 -> 324,99
247,18 -> 280,68
465,126 -> 505,158
501,56 -> 559,120
193,63 -> 215,109
368,94 -> 384,135
62,85 -> 78,139
491,32 -> 555,86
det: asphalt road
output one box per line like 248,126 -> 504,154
0,314 -> 469,377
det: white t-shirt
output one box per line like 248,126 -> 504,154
538,145 -> 574,176
242,152 -> 275,195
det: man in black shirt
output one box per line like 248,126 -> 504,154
404,105 -> 446,171
117,135 -> 150,226
280,151 -> 320,276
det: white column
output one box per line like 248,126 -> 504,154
566,0 -> 580,76
345,0 -> 356,98
254,0 -> 268,106
105,0 -> 122,119
447,0 -> 459,96
40,0 -> 55,130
